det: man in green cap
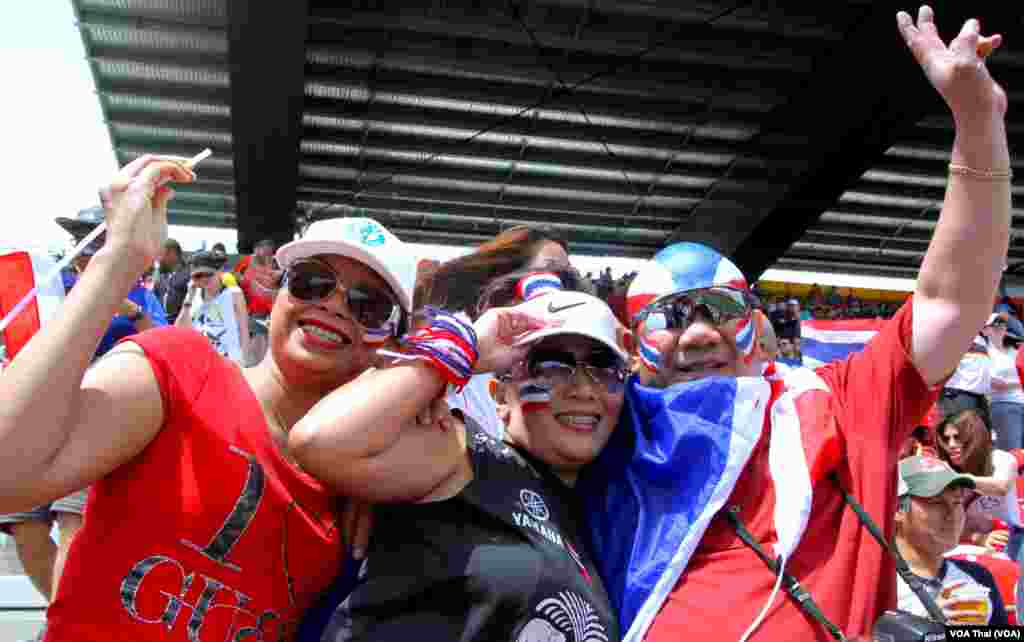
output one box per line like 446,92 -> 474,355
894,455 -> 1009,626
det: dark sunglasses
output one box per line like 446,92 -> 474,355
476,267 -> 590,317
525,347 -> 626,390
990,319 -> 1008,328
633,286 -> 757,334
284,259 -> 399,331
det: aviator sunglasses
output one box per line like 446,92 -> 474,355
634,286 -> 758,335
284,259 -> 400,332
523,347 -> 626,390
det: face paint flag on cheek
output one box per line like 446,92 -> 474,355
519,381 -> 553,414
638,332 -> 664,372
733,316 -> 755,360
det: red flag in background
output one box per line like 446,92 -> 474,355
0,251 -> 65,360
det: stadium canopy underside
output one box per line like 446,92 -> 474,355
73,0 -> 1024,280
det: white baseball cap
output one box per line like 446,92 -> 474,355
276,218 -> 416,312
514,290 -> 630,362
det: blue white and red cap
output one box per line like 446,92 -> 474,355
627,243 -> 752,370
626,242 -> 748,322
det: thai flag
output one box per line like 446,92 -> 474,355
798,318 -> 886,369
0,251 -> 65,361
579,375 -> 772,641
580,369 -> 838,642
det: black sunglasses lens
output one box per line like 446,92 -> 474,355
346,288 -> 396,328
287,264 -> 337,301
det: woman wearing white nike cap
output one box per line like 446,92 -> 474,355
290,283 -> 627,642
0,154 -> 425,641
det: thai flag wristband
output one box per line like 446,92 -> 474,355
379,308 -> 478,390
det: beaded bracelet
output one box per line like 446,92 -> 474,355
948,163 -> 1013,181
378,307 -> 478,390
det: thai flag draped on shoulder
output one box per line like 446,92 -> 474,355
799,318 -> 886,369
579,367 -> 842,642
0,250 -> 65,365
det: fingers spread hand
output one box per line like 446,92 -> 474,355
917,5 -> 937,37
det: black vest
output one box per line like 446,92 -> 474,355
322,418 -> 619,642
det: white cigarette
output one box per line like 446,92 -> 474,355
185,148 -> 212,169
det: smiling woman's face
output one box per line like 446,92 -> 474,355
504,335 -> 624,484
269,255 -> 397,390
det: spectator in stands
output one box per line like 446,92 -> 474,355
0,150 -> 419,640
984,313 -> 1024,450
176,250 -> 249,365
933,400 -> 1021,553
894,455 -> 1009,626
154,238 -> 190,321
774,298 -> 802,340
210,241 -> 227,254
943,335 -> 991,415
234,238 -> 278,279
238,253 -> 279,365
584,9 -> 1011,638
777,335 -> 804,368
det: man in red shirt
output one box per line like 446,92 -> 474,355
592,8 -> 1012,641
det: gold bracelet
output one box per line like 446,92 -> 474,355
948,163 -> 1013,181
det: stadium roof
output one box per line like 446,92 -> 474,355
72,0 -> 1023,279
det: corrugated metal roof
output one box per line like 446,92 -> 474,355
72,0 -> 1023,278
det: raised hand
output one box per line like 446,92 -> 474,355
897,6 -> 1006,123
98,155 -> 195,274
473,306 -> 557,375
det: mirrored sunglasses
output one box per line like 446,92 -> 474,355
634,286 -> 756,335
284,260 -> 399,332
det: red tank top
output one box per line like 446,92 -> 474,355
44,326 -> 342,641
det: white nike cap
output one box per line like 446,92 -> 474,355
276,217 -> 416,312
515,290 -> 630,362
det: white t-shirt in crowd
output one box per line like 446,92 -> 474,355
191,286 -> 244,364
946,352 -> 992,396
988,344 -> 1024,404
965,449 -> 1022,528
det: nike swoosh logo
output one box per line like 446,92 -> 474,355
548,301 -> 587,314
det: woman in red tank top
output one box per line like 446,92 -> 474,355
0,155 -> 427,641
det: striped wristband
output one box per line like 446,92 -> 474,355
380,308 -> 479,390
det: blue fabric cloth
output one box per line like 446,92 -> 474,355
578,375 -> 758,637
778,356 -> 804,368
94,285 -> 167,358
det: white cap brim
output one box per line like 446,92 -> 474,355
276,239 -> 412,312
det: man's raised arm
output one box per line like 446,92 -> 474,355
902,7 -> 1011,385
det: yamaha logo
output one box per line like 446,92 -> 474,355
519,489 -> 550,521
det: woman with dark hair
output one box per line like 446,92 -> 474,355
419,224 -> 569,317
934,400 -> 1021,553
420,225 -> 572,438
